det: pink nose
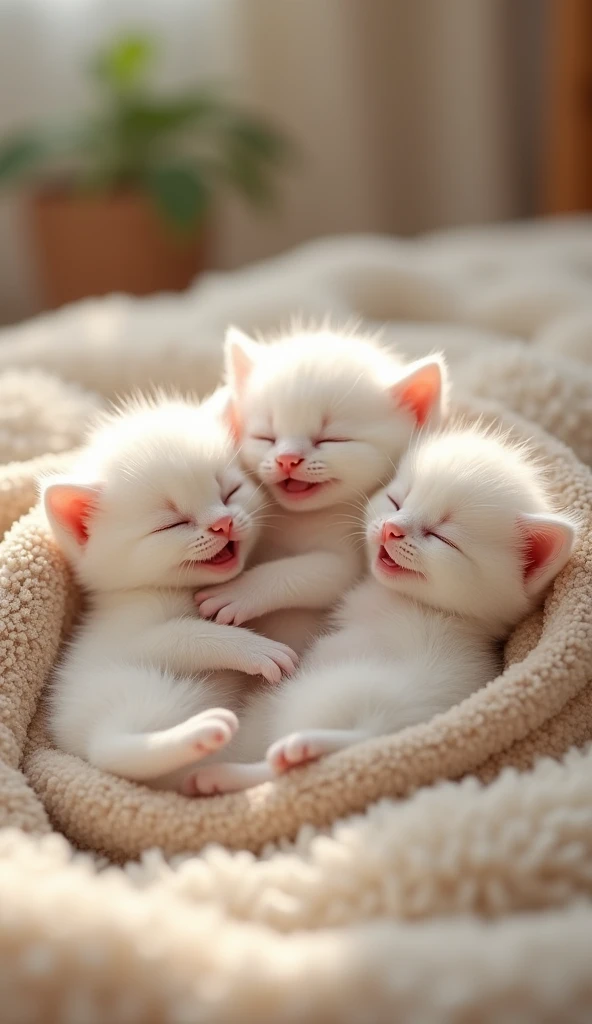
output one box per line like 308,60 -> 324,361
276,453 -> 304,474
382,521 -> 405,543
209,515 -> 233,538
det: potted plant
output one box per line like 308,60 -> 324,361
0,34 -> 290,309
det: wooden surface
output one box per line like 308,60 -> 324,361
543,0 -> 592,212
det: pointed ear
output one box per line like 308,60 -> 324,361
43,480 -> 102,547
517,512 -> 576,598
390,356 -> 448,427
224,327 -> 260,397
202,385 -> 242,443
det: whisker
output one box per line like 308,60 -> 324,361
224,443 -> 244,472
246,480 -> 273,505
332,370 -> 365,412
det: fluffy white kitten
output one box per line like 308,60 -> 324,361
185,427 -> 576,795
42,395 -> 297,786
195,326 -> 448,654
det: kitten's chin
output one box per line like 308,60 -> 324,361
373,546 -> 425,585
181,540 -> 243,577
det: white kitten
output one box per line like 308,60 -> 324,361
185,427 -> 576,795
195,326 -> 448,655
42,394 -> 297,787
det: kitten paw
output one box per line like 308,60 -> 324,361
186,708 -> 239,759
267,731 -> 325,773
241,638 -> 298,684
181,760 -> 273,797
195,585 -> 265,626
181,763 -> 224,797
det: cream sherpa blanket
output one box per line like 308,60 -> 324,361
1,218 -> 592,1021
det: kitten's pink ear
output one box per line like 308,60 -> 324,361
390,356 -> 447,427
517,512 -> 576,598
202,386 -> 241,442
43,481 -> 102,547
224,327 -> 260,397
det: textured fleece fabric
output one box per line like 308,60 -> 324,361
1,219 -> 592,1020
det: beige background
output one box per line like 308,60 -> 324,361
0,0 -> 547,324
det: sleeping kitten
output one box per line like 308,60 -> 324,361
42,394 -> 297,786
195,326 -> 448,655
184,427 -> 576,795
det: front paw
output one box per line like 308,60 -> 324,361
241,637 -> 298,684
195,584 -> 266,626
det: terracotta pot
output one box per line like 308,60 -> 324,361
29,187 -> 208,309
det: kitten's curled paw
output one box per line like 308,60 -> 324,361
267,731 -> 325,773
186,707 -> 239,759
240,637 -> 298,684
194,583 -> 266,626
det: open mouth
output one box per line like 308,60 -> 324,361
183,541 -> 239,572
377,546 -> 423,578
276,479 -> 333,501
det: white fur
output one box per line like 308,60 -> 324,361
186,427 -> 576,795
43,394 -> 298,787
195,326 -> 448,656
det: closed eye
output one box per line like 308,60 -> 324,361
153,519 -> 192,533
425,529 -> 461,552
388,496 -> 400,510
251,434 -> 275,443
223,485 -> 241,503
315,437 -> 353,445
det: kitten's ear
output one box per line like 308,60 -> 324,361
517,512 -> 576,598
224,327 -> 260,397
202,385 -> 241,442
389,356 -> 448,427
43,480 -> 102,547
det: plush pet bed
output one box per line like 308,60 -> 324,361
1,219 -> 592,1020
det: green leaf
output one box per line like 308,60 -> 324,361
144,164 -> 210,231
92,35 -> 156,93
223,151 -> 273,207
225,116 -> 290,165
118,93 -> 221,143
217,113 -> 292,208
0,135 -> 49,184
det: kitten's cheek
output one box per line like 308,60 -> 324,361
367,523 -> 381,545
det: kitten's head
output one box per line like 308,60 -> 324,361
366,428 -> 577,631
225,326 -> 448,510
41,392 -> 264,593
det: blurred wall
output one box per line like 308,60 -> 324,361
223,0 -> 548,266
0,0 -> 547,324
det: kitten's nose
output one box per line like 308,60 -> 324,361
276,453 -> 304,474
209,515 -> 233,538
382,521 -> 405,543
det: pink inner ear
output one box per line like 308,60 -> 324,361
49,488 -> 98,545
393,364 -> 441,426
226,330 -> 257,396
522,526 -> 562,580
224,399 -> 242,443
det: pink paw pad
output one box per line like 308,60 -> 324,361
269,735 -> 321,773
181,768 -> 221,798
